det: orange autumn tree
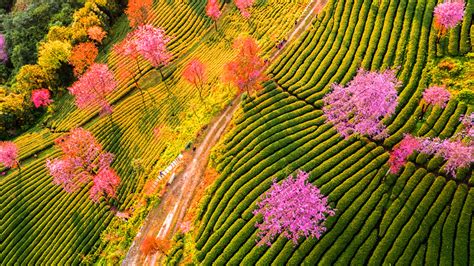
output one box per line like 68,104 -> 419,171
125,0 -> 153,28
141,236 -> 171,255
69,42 -> 98,77
87,26 -> 107,44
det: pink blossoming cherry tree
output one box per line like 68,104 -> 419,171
206,0 -> 222,30
422,86 -> 450,111
0,141 -> 19,170
68,63 -> 118,118
253,170 -> 335,246
31,89 -> 53,108
46,128 -> 120,203
323,69 -> 400,140
433,1 -> 465,32
183,58 -> 207,102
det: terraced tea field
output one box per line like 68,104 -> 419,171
2,0 -> 472,264
1,0 -> 310,264
195,0 -> 473,264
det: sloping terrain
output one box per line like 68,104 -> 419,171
1,0 -> 310,264
195,0 -> 473,264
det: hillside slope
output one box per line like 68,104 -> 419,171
195,0 -> 473,264
1,0 -> 310,264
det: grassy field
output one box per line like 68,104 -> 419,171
194,0 -> 473,264
1,0 -> 310,264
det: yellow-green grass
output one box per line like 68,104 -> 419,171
1,0 -> 309,264
195,0 -> 473,264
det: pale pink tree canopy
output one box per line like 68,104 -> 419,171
183,59 -> 207,86
206,0 -> 222,21
434,1 -> 465,30
253,170 -> 335,246
418,138 -> 473,177
235,0 -> 255,19
323,69 -> 400,140
31,89 -> 53,108
389,134 -> 421,174
0,34 -> 7,63
459,112 -> 473,138
0,141 -> 18,168
422,86 -> 450,108
68,63 -> 117,116
46,128 -> 120,202
135,24 -> 172,68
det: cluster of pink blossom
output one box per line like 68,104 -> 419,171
0,34 -> 7,63
422,86 -> 450,108
31,89 -> 53,108
46,128 -> 120,202
458,113 -> 473,138
433,1 -> 465,30
389,135 -> 421,174
206,0 -> 222,22
68,63 -> 117,116
323,69 -> 400,140
235,0 -> 255,19
418,138 -> 472,177
389,134 -> 473,177
114,24 -> 172,74
0,141 -> 18,168
90,168 -> 121,202
253,170 -> 335,246
135,24 -> 172,68
183,59 -> 207,86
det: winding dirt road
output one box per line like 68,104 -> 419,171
122,98 -> 240,265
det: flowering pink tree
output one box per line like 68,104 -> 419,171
388,134 -> 421,173
135,25 -> 172,75
434,1 -> 465,34
458,112 -> 473,138
323,69 -> 400,140
46,128 -> 120,203
68,63 -> 117,117
417,138 -> 473,177
0,141 -> 19,170
206,0 -> 222,30
422,86 -> 450,112
90,168 -> 121,202
31,89 -> 53,108
0,34 -> 7,63
235,0 -> 255,19
183,59 -> 207,102
253,170 -> 335,246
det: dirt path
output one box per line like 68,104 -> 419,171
122,98 -> 240,265
122,1 -> 325,265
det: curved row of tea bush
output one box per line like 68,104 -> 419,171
196,0 -> 473,264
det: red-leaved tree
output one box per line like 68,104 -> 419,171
323,69 -> 400,140
388,134 -> 421,174
253,170 -> 335,246
68,63 -> 117,118
46,128 -> 120,203
31,88 -> 53,108
224,37 -> 267,95
183,59 -> 207,102
125,0 -> 153,28
69,42 -> 99,77
0,141 -> 19,170
206,0 -> 222,30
